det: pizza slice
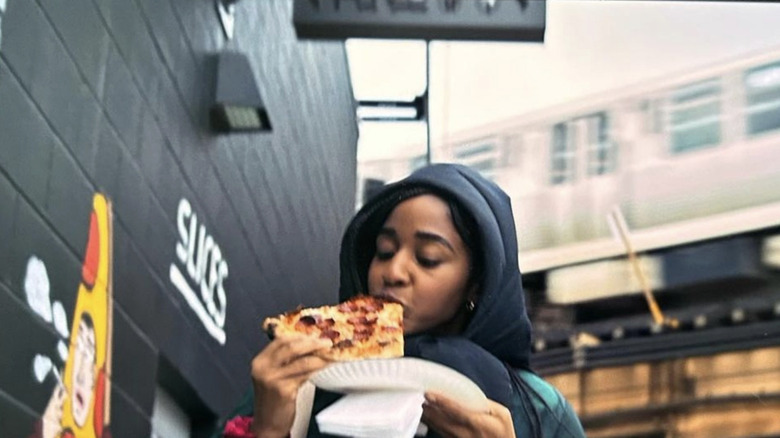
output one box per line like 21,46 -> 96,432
262,295 -> 404,361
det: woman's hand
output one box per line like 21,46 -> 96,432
250,335 -> 333,438
422,392 -> 515,438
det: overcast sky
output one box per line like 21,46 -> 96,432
347,0 -> 780,160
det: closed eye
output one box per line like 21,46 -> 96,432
417,257 -> 441,268
375,250 -> 394,261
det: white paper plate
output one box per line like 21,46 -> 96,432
310,357 -> 489,411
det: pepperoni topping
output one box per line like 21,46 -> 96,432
338,301 -> 360,312
319,330 -> 340,340
347,315 -> 377,325
361,301 -> 384,312
353,331 -> 371,341
334,339 -> 354,349
317,318 -> 336,329
294,321 -> 316,333
353,325 -> 373,334
298,315 -> 320,326
352,323 -> 374,341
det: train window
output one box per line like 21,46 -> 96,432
551,123 -> 575,184
744,60 -> 780,136
586,113 -> 616,176
642,99 -> 664,134
669,78 -> 722,153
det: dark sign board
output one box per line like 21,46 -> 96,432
293,0 -> 546,42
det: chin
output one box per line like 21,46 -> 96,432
403,325 -> 420,336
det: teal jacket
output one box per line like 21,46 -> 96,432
510,369 -> 584,437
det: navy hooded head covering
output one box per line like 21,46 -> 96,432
336,163 -> 533,405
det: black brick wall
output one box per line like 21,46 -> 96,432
0,0 -> 358,435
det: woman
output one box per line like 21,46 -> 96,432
224,164 -> 585,438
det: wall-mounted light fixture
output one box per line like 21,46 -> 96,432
210,51 -> 272,133
216,0 -> 238,39
356,95 -> 426,122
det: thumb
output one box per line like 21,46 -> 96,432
424,392 -> 479,424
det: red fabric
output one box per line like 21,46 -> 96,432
223,416 -> 255,438
82,211 -> 99,288
28,419 -> 43,438
93,368 -> 107,437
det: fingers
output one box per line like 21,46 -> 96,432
252,335 -> 333,384
422,392 -> 475,437
484,399 -> 514,426
266,335 -> 333,366
249,335 -> 333,438
282,354 -> 333,379
255,336 -> 330,367
422,393 -> 515,438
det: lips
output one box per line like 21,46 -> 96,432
373,292 -> 405,308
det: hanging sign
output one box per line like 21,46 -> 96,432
293,0 -> 546,42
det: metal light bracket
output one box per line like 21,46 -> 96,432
216,0 -> 236,40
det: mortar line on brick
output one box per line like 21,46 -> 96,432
0,386 -> 41,420
3,49 -> 240,390
131,0 -> 292,288
24,0 -> 264,349
154,0 -> 344,277
85,0 -> 280,306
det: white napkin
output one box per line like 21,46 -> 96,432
315,390 -> 426,438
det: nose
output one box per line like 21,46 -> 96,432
383,253 -> 411,287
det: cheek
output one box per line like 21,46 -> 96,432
367,261 -> 380,292
417,293 -> 459,320
413,270 -> 468,318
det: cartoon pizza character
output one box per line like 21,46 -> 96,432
37,194 -> 113,438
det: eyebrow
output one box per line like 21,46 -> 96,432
378,227 -> 455,252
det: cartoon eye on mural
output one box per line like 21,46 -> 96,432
27,194 -> 114,438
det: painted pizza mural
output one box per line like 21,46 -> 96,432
26,194 -> 114,438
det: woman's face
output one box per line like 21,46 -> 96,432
367,195 -> 473,335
